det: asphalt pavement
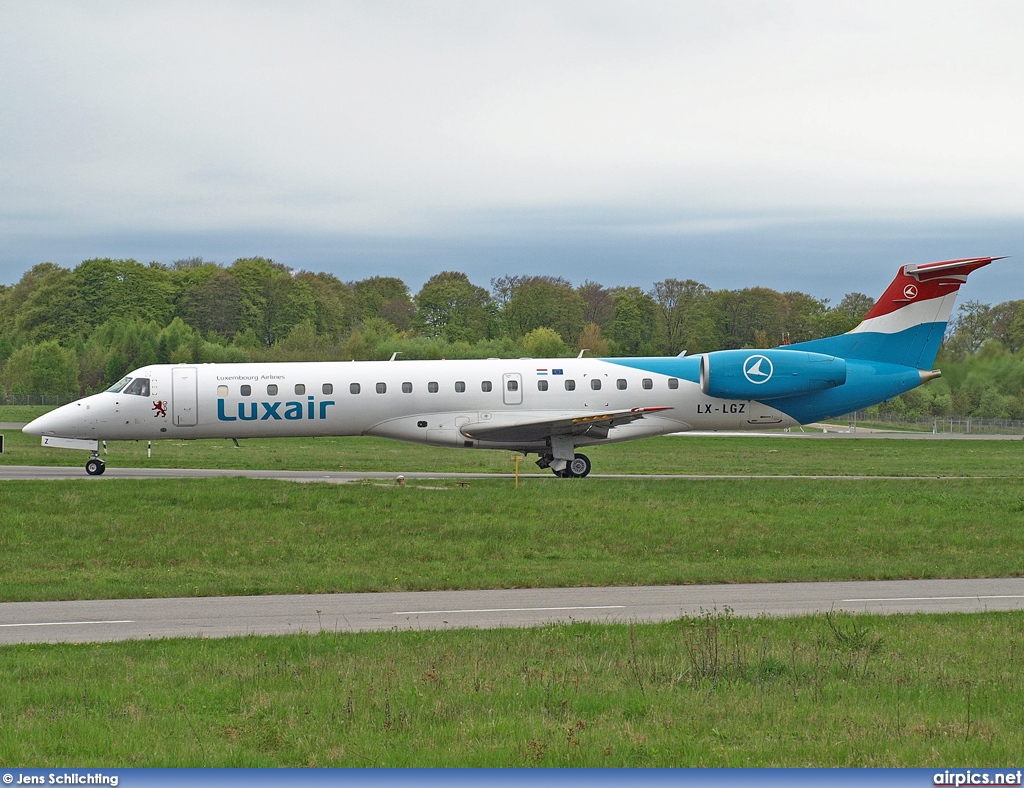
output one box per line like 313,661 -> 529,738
1,578 -> 1022,645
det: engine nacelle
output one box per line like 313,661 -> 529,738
700,349 -> 847,401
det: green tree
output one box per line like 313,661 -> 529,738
577,322 -> 611,357
352,276 -> 413,330
296,271 -> 355,338
649,278 -> 720,355
78,318 -> 161,391
70,258 -> 177,330
521,326 -> 569,358
715,287 -> 786,349
578,281 -> 615,329
1,341 -> 79,397
175,267 -> 244,338
989,300 -> 1024,353
227,258 -> 317,346
781,291 -> 830,343
945,300 -> 993,360
501,276 -> 585,343
822,292 -> 875,336
157,318 -> 199,364
414,271 -> 497,342
606,287 -> 660,356
9,264 -> 82,343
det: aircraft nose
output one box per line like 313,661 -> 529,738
23,409 -> 63,436
23,401 -> 89,438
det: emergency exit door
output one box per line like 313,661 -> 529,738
502,372 -> 523,405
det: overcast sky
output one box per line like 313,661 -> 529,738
1,1 -> 1021,304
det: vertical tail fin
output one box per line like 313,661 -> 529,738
791,257 -> 1003,368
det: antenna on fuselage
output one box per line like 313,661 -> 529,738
577,349 -> 588,358
390,352 -> 401,361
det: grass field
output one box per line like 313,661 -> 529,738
4,403 -> 1023,767
2,611 -> 1022,766
1,476 -> 1022,601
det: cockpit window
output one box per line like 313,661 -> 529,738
106,376 -> 132,393
124,378 -> 151,397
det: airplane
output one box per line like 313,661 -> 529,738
23,256 -> 1003,477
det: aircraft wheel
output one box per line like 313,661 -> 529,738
568,453 -> 591,478
85,458 -> 106,476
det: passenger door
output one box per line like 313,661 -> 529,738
172,367 -> 198,426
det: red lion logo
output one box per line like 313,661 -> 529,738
153,400 -> 167,418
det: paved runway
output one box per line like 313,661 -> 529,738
2,578 -> 1022,645
0,464 -> 994,482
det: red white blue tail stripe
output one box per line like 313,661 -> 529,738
790,257 -> 1003,369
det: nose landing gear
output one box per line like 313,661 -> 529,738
85,453 -> 106,476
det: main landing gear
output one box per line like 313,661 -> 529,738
538,452 -> 592,478
85,452 -> 106,476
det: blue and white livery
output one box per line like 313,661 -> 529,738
24,257 -> 1003,477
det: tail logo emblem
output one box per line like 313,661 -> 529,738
903,284 -> 918,299
743,355 -> 774,384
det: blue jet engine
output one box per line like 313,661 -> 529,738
700,349 -> 847,400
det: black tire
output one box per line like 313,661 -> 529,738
85,459 -> 105,476
568,453 -> 591,478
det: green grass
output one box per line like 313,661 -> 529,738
0,404 -> 54,423
2,477 -> 1023,602
2,611 -> 1023,766
4,404 -> 1023,767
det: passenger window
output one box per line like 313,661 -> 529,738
402,382 -> 413,393
295,384 -> 306,395
350,383 -> 360,394
538,380 -> 548,391
323,383 -> 334,395
481,381 -> 492,392
217,385 -> 228,397
507,379 -> 519,392
590,379 -> 601,391
668,378 -> 679,389
617,379 -> 627,390
455,381 -> 466,393
125,378 -> 151,397
376,382 -> 387,394
642,378 -> 653,390
428,381 -> 439,393
240,384 -> 251,397
267,384 -> 278,396
565,379 -> 576,391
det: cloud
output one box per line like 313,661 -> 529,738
1,1 -> 1022,286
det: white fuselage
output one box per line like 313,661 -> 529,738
28,357 -> 798,452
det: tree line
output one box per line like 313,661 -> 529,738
1,256 -> 1021,420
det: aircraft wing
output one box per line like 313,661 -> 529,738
459,406 -> 673,443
